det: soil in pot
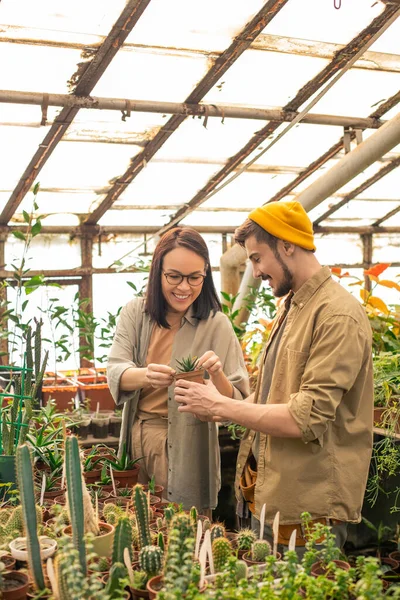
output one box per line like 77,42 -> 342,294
109,415 -> 122,438
1,570 -> 29,600
310,559 -> 351,579
0,553 -> 16,571
91,415 -> 110,439
75,418 -> 91,440
142,484 -> 164,497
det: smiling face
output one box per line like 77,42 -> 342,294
245,235 -> 294,298
161,247 -> 206,313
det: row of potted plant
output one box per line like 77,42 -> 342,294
0,436 -> 399,599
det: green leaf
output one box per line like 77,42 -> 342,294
12,230 -> 26,241
33,182 -> 40,195
22,210 -> 30,224
127,282 -> 137,291
31,221 -> 42,237
221,291 -> 231,302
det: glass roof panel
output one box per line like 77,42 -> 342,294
381,210 -> 400,227
99,209 -> 174,226
92,49 -> 210,101
203,51 -> 329,107
0,126 -> 53,189
17,191 -> 99,216
36,141 -> 142,189
373,235 -> 400,262
1,43 -> 82,94
314,233 -> 363,264
262,0 -> 385,45
6,234 -> 81,270
126,0 -> 266,52
114,163 -> 221,206
70,109 -> 167,141
182,210 -> 247,227
369,11 -> 400,54
0,0 -> 128,36
356,167 -> 400,200
307,69 -> 400,118
323,199 -> 398,221
244,124 -> 344,168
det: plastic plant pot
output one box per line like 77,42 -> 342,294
9,536 -> 57,561
109,415 -> 122,438
91,414 -> 110,439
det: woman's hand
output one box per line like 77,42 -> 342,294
197,351 -> 222,375
146,363 -> 176,388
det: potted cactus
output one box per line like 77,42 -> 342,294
235,528 -> 257,558
174,355 -> 205,385
62,435 -> 115,558
243,539 -> 273,566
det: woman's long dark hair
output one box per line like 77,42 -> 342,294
145,227 -> 221,328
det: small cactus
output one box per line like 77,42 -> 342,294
235,559 -> 248,581
157,531 -> 165,552
164,506 -> 175,527
189,506 -> 198,527
212,537 -> 232,572
112,516 -> 133,564
251,539 -> 271,562
102,503 -> 124,526
236,528 -> 257,551
202,518 -> 211,532
210,522 -> 226,542
134,484 -> 151,549
97,557 -> 110,572
139,545 -> 163,577
156,517 -> 163,531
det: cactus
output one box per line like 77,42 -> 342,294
4,506 -> 24,537
236,528 -> 257,551
112,516 -> 133,564
189,506 -> 198,527
55,540 -> 108,600
139,545 -> 163,577
212,537 -> 232,572
235,559 -> 248,582
163,513 -> 196,594
251,539 -> 271,562
156,517 -> 164,531
158,531 -> 165,552
210,522 -> 226,542
133,484 -> 151,549
97,556 -> 110,572
133,570 -> 148,590
16,444 -> 45,591
104,562 -> 127,598
163,506 -> 175,528
64,435 -> 87,575
102,502 -> 125,526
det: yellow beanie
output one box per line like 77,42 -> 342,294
249,201 -> 316,251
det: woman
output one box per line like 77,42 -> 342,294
107,227 -> 249,512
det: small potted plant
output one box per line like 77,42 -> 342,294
175,355 -> 205,385
104,443 -> 143,487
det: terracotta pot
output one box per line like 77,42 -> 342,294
242,551 -> 282,566
381,557 -> 400,581
142,484 -> 165,497
146,575 -> 206,599
76,376 -> 115,412
112,463 -> 140,487
0,554 -> 16,571
1,570 -> 29,599
130,586 -> 150,599
389,551 -> 400,563
43,489 -> 64,500
310,559 -> 351,579
174,369 -> 205,385
83,468 -> 103,484
103,496 -> 132,508
42,378 -> 78,411
63,522 -> 114,557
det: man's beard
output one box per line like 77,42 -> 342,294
273,252 -> 293,298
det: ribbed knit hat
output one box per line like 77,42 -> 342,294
249,201 -> 316,251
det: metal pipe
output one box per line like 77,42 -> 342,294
0,90 -> 384,129
295,111 -> 400,212
220,244 -> 247,297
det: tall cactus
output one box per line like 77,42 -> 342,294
112,516 -> 133,564
104,562 -> 127,598
133,484 -> 151,549
163,513 -> 196,594
65,435 -> 87,575
16,444 -> 45,590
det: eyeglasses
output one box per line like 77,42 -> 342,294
163,272 -> 206,287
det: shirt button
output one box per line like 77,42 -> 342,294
168,491 -> 172,495
299,302 -> 304,308
248,436 -> 252,441
168,421 -> 172,425
237,463 -> 241,470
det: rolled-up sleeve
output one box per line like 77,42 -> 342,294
287,315 -> 369,446
106,304 -> 138,406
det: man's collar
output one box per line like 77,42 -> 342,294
291,266 -> 332,308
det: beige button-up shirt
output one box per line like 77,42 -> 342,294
107,298 -> 250,510
235,267 -> 374,525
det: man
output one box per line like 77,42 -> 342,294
175,200 -> 373,552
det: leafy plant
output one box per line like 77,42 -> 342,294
175,355 -> 199,373
105,443 -> 143,471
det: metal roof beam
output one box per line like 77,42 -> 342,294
3,25 -> 400,74
313,155 -> 400,224
84,0 -> 291,225
155,3 -> 400,235
0,89 -> 384,130
0,0 -> 151,225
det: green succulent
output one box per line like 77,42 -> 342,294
175,355 -> 199,373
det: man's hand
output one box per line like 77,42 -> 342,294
175,379 -> 222,421
197,351 -> 222,375
146,363 -> 175,388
